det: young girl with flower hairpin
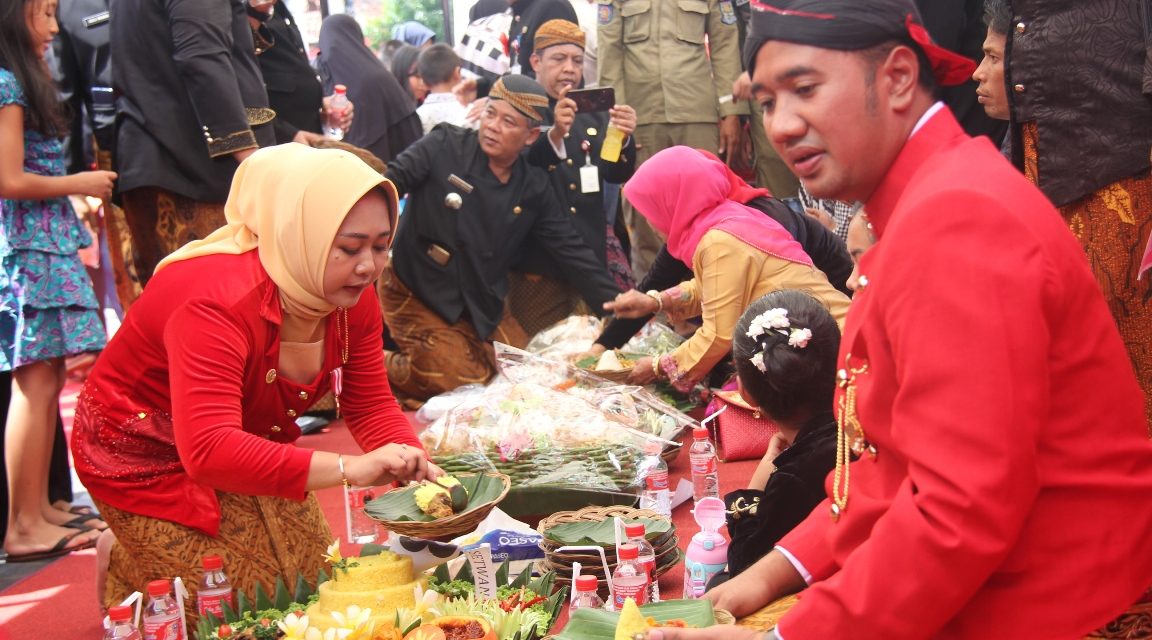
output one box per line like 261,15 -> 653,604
713,289 -> 841,583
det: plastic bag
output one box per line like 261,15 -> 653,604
420,381 -> 676,491
493,343 -> 695,442
415,383 -> 488,424
622,320 -> 686,356
525,315 -> 604,361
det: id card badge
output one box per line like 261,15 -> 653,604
580,164 -> 600,193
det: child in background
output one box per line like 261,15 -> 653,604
0,0 -> 113,561
714,290 -> 841,582
415,43 -> 475,134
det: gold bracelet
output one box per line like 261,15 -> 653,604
651,354 -> 662,379
337,454 -> 350,488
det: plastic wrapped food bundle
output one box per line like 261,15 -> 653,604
420,382 -> 681,491
525,315 -> 606,360
493,344 -> 693,441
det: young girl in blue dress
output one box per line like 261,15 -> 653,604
0,0 -> 116,561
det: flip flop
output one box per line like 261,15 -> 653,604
68,505 -> 100,518
61,513 -> 109,531
5,530 -> 98,563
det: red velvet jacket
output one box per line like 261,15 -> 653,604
777,109 -> 1152,639
72,251 -> 422,536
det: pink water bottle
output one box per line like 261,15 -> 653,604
104,605 -> 142,640
682,497 -> 728,599
197,555 -> 234,620
624,522 -> 660,603
142,580 -> 184,640
610,544 -> 650,610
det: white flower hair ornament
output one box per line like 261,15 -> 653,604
746,308 -> 812,372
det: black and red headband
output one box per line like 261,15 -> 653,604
744,0 -> 976,87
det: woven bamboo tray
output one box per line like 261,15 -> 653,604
536,505 -> 679,593
368,472 -> 511,541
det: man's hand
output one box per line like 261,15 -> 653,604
453,77 -> 478,106
608,104 -> 637,137
322,94 -> 354,131
549,87 -> 577,148
732,72 -> 753,102
718,115 -> 742,163
603,289 -> 658,318
703,550 -> 806,617
292,130 -> 326,145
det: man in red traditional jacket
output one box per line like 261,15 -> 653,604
649,1 -> 1152,638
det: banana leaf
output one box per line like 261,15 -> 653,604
364,472 -> 508,523
499,487 -> 638,520
544,518 -> 671,546
273,576 -> 293,611
253,581 -> 274,611
555,600 -> 717,640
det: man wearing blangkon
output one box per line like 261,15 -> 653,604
645,1 -> 1152,638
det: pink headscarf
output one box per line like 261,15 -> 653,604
623,146 -> 813,267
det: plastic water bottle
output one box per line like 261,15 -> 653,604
689,428 -> 720,502
610,543 -> 650,610
196,555 -> 234,620
571,574 -> 606,611
104,605 -> 142,640
624,522 -> 660,603
347,485 -> 379,544
637,441 -> 671,518
142,580 -> 184,640
325,84 -> 350,140
682,497 -> 728,599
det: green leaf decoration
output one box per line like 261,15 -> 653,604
274,576 -> 293,611
253,581 -> 274,611
363,472 -> 509,523
544,518 -> 671,546
221,598 -> 239,624
360,543 -> 388,557
294,574 -> 311,604
402,618 -> 423,635
234,591 -> 251,619
456,558 -> 474,583
509,564 -> 532,589
495,559 -> 510,587
433,562 -> 451,582
554,600 -> 717,640
316,567 -> 330,587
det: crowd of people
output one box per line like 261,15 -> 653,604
1,0 -> 1151,636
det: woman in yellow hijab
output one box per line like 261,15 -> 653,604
70,144 -> 434,615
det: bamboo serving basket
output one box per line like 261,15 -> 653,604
371,472 -> 511,540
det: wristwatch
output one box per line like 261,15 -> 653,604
645,289 -> 664,313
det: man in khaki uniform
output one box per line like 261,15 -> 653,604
597,0 -> 746,278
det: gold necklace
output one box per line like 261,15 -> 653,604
831,354 -> 871,521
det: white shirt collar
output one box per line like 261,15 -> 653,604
910,101 -> 946,138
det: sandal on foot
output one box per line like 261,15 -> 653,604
61,513 -> 109,531
5,530 -> 98,563
67,505 -> 100,518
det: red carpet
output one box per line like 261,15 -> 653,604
0,393 -> 757,639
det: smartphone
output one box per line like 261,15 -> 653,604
568,87 -> 616,113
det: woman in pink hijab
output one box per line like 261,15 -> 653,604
606,146 -> 851,390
